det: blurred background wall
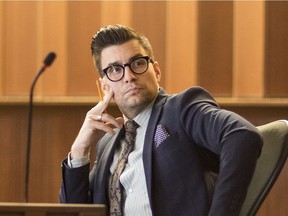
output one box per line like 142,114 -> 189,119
0,1 -> 287,215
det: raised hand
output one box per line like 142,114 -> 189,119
70,81 -> 124,160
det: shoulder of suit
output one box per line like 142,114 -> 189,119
164,86 -> 219,107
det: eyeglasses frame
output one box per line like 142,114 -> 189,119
102,56 -> 154,82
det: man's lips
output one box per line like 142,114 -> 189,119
125,87 -> 142,95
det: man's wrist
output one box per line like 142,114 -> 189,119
68,152 -> 90,168
70,146 -> 90,160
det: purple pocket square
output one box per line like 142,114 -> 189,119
154,124 -> 170,149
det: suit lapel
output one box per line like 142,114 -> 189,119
143,88 -> 168,209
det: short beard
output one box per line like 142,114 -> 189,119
118,93 -> 155,119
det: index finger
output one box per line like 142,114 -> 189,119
97,81 -> 113,113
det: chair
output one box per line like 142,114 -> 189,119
240,120 -> 288,216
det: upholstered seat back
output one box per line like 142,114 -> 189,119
240,120 -> 288,216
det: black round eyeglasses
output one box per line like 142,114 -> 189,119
102,56 -> 154,82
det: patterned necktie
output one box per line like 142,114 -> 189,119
110,120 -> 139,216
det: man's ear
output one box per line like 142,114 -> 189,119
153,61 -> 161,82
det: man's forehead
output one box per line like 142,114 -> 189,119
101,40 -> 146,64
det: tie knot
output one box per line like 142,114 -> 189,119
125,120 -> 139,133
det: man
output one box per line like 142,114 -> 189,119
60,24 -> 263,216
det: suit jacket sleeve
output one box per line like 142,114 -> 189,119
179,87 -> 263,215
59,130 -> 118,205
60,159 -> 92,203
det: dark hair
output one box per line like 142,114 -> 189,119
91,24 -> 154,76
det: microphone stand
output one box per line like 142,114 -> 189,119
25,65 -> 47,202
25,52 -> 56,202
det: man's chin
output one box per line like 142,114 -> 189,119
120,97 -> 145,109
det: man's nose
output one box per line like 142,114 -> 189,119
123,66 -> 136,81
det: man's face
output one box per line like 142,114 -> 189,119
100,39 -> 161,118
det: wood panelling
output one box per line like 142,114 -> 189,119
0,2 -> 3,95
197,1 -> 233,96
100,1 -> 132,27
39,1 -> 68,96
0,106 -> 27,202
265,1 -> 288,97
66,1 -> 102,96
28,106 -> 88,202
165,1 -> 198,94
233,1 -> 265,97
3,2 -> 38,96
1,1 -> 288,97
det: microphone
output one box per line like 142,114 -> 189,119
43,52 -> 56,66
25,52 -> 56,202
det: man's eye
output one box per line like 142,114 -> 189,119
108,65 -> 122,73
133,59 -> 146,67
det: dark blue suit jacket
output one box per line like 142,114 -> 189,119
60,87 -> 262,216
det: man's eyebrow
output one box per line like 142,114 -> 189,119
105,60 -> 120,68
105,53 -> 145,68
128,53 -> 144,62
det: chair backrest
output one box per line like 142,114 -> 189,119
240,120 -> 288,216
